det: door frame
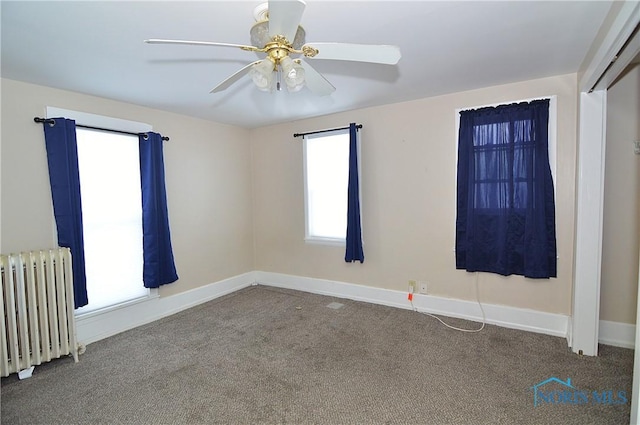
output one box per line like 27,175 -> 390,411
571,2 -> 639,423
571,0 -> 639,356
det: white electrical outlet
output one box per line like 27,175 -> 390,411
418,281 -> 428,294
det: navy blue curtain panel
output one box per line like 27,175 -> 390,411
455,100 -> 557,278
345,123 -> 364,263
42,118 -> 89,308
139,132 -> 179,288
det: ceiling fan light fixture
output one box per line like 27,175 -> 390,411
281,57 -> 305,92
249,59 -> 276,92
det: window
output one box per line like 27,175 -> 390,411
303,129 -> 351,244
472,118 -> 534,210
74,129 -> 148,314
46,107 -> 156,314
455,99 -> 557,278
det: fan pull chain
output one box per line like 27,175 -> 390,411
276,66 -> 282,91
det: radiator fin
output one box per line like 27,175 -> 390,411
1,248 -> 79,377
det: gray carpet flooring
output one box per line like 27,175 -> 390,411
1,285 -> 634,424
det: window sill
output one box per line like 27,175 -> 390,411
304,237 -> 346,247
74,289 -> 159,319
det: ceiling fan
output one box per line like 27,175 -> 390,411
145,0 -> 401,96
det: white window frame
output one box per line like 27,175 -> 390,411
45,107 -> 159,318
303,128 -> 362,246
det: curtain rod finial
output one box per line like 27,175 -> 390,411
34,117 -> 55,126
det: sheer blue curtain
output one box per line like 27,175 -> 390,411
139,132 -> 179,288
42,118 -> 89,308
455,100 -> 556,278
345,123 -> 364,263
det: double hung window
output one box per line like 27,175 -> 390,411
43,107 -> 170,314
302,123 -> 364,263
303,129 -> 351,244
74,128 -> 148,314
455,99 -> 556,278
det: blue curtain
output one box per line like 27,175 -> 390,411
345,123 -> 364,263
42,118 -> 89,308
139,132 -> 179,288
455,100 -> 556,278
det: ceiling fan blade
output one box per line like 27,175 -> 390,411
303,43 -> 401,65
145,39 -> 259,52
267,0 -> 306,43
210,61 -> 261,93
298,59 -> 335,96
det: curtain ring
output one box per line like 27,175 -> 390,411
48,119 -> 56,127
142,133 -> 149,140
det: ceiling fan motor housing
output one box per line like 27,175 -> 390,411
250,20 -> 306,51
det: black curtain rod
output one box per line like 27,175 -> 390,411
34,117 -> 170,141
293,124 -> 362,138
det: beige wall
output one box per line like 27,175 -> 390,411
1,73 -> 584,317
251,74 -> 578,315
0,78 -> 255,298
601,64 -> 640,324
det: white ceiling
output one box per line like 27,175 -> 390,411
1,1 -> 614,129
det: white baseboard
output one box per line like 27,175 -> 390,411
599,320 -> 636,348
255,271 -> 570,338
76,270 -> 633,350
75,272 -> 257,345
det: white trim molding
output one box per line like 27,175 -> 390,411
632,252 -> 640,425
76,271 -> 634,351
76,272 -> 256,345
45,106 -> 152,133
599,320 -> 636,349
571,89 -> 607,357
255,271 -> 570,338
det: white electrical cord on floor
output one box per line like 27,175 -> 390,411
409,272 -> 486,333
